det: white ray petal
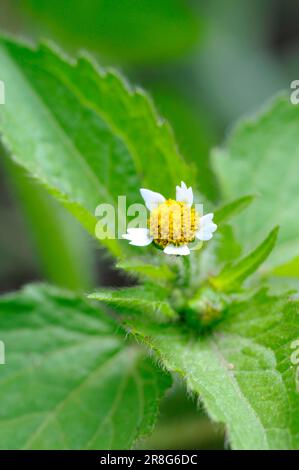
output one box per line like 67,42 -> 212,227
140,188 -> 165,211
200,213 -> 214,224
122,228 -> 153,246
205,222 -> 217,233
176,181 -> 193,206
196,212 -> 217,241
196,230 -> 214,241
163,244 -> 190,256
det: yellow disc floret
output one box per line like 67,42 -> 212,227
149,199 -> 199,249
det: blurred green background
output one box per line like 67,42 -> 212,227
0,0 -> 298,449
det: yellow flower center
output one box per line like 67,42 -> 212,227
149,199 -> 199,248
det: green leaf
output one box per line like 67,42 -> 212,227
20,0 -> 200,66
213,95 -> 299,271
198,196 -> 255,278
214,195 -> 256,225
0,36 -> 192,257
210,227 -> 279,291
128,289 -> 299,449
0,284 -> 171,449
89,285 -> 178,323
3,158 -> 94,291
272,256 -> 299,278
116,260 -> 176,283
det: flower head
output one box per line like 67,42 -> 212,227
122,182 -> 217,256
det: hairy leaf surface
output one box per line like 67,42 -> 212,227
128,290 -> 299,449
213,95 -> 299,270
0,37 -> 191,257
0,284 -> 170,449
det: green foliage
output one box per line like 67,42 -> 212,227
214,195 -> 256,225
1,36 -> 299,451
0,284 -> 170,449
20,0 -> 200,66
199,195 -> 256,277
273,256 -> 299,278
0,37 -> 192,257
4,159 -> 94,291
210,227 -> 279,291
116,260 -> 176,283
89,285 -> 178,323
213,95 -> 299,271
128,289 -> 299,449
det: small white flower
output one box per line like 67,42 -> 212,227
122,181 -> 217,256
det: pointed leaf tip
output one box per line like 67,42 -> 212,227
210,226 -> 279,291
